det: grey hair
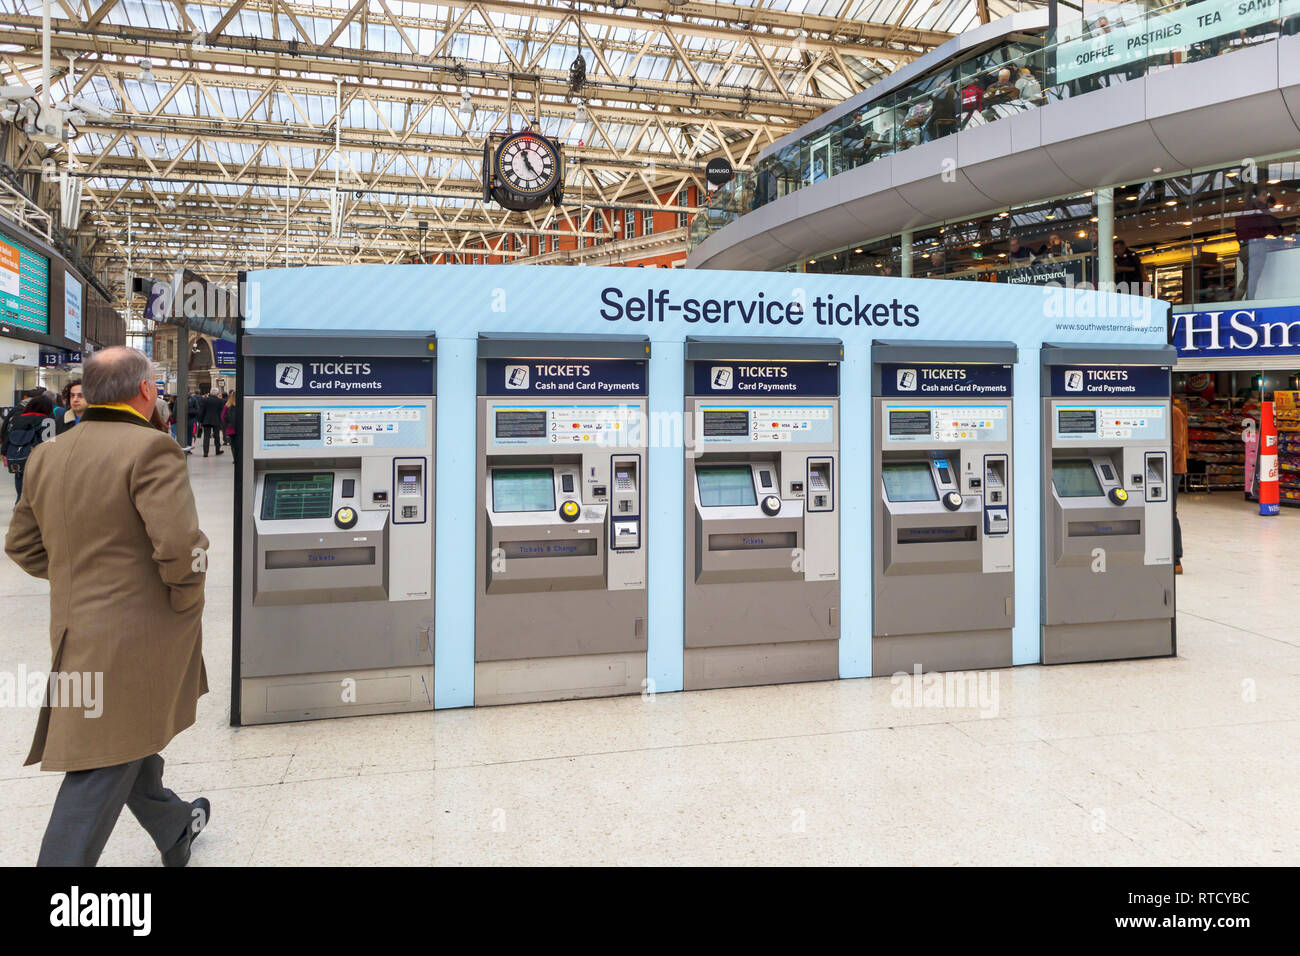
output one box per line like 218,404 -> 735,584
83,346 -> 153,405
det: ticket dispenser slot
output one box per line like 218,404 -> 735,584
236,331 -> 437,726
474,333 -> 650,706
683,336 -> 842,692
1041,343 -> 1176,666
871,340 -> 1017,677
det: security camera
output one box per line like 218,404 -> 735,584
0,84 -> 36,102
56,96 -> 116,122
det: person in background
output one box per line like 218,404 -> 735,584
925,248 -> 947,277
1172,398 -> 1188,575
186,388 -> 201,450
1008,236 -> 1034,261
166,393 -> 178,441
982,68 -> 1020,122
56,380 -> 87,435
1040,233 -> 1073,258
1015,66 -> 1043,105
5,346 -> 210,867
152,392 -> 172,433
222,389 -> 240,465
2,392 -> 55,500
1,388 -> 40,449
197,382 -> 225,457
1234,189 -> 1285,300
1113,237 -> 1147,292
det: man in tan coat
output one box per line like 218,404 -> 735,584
6,346 -> 212,866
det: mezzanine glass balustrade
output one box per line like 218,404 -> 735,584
689,0 -> 1300,252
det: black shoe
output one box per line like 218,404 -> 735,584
162,797 -> 211,868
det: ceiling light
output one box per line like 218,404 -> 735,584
1125,195 -> 1137,201
1164,200 -> 1177,206
575,101 -> 587,124
1152,167 -> 1162,173
1267,178 -> 1281,185
138,60 -> 157,88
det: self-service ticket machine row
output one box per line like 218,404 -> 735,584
234,332 -> 1175,724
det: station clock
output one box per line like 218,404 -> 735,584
482,131 -> 564,212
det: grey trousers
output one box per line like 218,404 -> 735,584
38,754 -> 194,867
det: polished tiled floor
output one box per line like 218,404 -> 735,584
1,453 -> 1297,865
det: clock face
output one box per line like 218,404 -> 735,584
497,134 -> 559,196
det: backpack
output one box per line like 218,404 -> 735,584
3,416 -> 46,474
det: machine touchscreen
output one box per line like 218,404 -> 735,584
1053,460 -> 1104,498
881,462 -> 938,502
492,469 -> 556,512
260,472 -> 335,520
696,466 -> 757,507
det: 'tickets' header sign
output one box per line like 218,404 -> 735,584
1047,364 -> 1171,398
253,357 -> 433,396
691,361 -> 839,396
878,363 -> 1013,397
482,358 -> 646,396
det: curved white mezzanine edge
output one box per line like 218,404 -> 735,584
687,34 -> 1300,272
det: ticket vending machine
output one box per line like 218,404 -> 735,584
871,341 -> 1017,675
236,332 -> 436,724
684,337 -> 841,690
1041,344 -> 1176,664
475,334 -> 649,705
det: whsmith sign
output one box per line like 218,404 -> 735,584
1171,305 -> 1300,358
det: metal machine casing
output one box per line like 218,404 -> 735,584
236,332 -> 436,724
475,334 -> 649,705
871,341 -> 1017,675
1040,344 -> 1176,664
684,337 -> 842,690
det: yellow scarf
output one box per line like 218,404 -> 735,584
91,403 -> 150,423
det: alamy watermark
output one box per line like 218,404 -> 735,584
0,667 -> 103,717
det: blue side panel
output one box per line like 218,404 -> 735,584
1012,349 -> 1041,666
434,338 -> 477,707
646,341 -> 685,694
839,339 -> 871,678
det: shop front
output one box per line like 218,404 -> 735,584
1172,303 -> 1300,503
